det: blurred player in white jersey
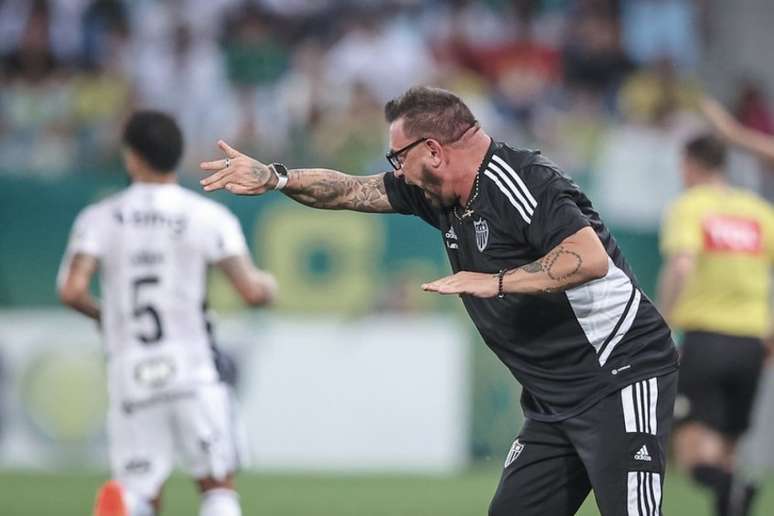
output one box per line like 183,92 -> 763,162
58,111 -> 277,516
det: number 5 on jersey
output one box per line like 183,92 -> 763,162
132,276 -> 164,345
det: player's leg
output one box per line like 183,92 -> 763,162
673,331 -> 732,514
197,474 -> 241,516
674,332 -> 764,516
723,336 -> 766,516
673,422 -> 734,514
175,382 -> 242,516
104,400 -> 174,516
488,418 -> 591,516
567,372 -> 677,516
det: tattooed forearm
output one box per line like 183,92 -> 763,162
501,245 -> 589,294
284,169 -> 394,213
497,227 -> 607,295
521,260 -> 543,273
509,246 -> 582,280
542,245 -> 583,281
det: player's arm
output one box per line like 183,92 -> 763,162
702,96 -> 774,163
200,140 -> 394,213
422,226 -> 609,297
58,252 -> 101,321
656,198 -> 699,322
217,255 -> 278,306
656,252 -> 696,322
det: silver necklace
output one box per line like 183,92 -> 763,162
454,171 -> 481,221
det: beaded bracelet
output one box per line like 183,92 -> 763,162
496,269 -> 507,298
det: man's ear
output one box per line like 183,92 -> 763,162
427,139 -> 443,167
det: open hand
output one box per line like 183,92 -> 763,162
421,271 -> 499,298
200,140 -> 277,195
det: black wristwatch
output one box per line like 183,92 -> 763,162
270,163 -> 288,190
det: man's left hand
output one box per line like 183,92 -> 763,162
422,271 -> 498,298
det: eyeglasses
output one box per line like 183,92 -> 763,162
385,137 -> 429,171
385,122 -> 477,171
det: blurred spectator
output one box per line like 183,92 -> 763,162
0,1 -> 77,176
222,5 -> 292,158
222,6 -> 289,89
533,88 -> 608,185
562,4 -> 634,109
617,58 -> 701,125
0,0 -> 764,229
0,0 -> 87,64
734,80 -> 774,136
2,0 -> 59,80
81,0 -> 129,69
620,0 -> 701,70
324,7 -> 435,105
592,58 -> 704,229
310,81 -> 386,173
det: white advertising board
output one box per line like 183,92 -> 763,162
0,310 -> 470,473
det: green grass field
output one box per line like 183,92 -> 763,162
1,468 -> 772,515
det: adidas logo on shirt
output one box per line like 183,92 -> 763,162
445,227 -> 459,249
634,445 -> 652,462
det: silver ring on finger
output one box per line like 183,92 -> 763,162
225,157 -> 231,169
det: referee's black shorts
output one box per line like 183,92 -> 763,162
674,330 -> 765,438
489,372 -> 677,516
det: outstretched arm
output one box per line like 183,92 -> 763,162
283,169 -> 393,212
200,140 -> 394,213
422,226 -> 609,297
701,96 -> 774,163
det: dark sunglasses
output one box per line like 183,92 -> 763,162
385,122 -> 477,171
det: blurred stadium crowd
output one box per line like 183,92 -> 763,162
3,0 -> 771,225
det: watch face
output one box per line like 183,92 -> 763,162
273,163 -> 288,177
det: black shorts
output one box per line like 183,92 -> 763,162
489,372 -> 677,516
675,331 -> 765,438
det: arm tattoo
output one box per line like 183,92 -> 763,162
505,245 -> 584,294
284,169 -> 394,213
521,260 -> 543,273
542,245 -> 583,281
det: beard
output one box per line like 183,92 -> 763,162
419,164 -> 454,208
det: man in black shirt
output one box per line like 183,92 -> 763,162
200,86 -> 679,516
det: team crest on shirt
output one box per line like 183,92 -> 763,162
504,439 -> 525,468
474,218 -> 489,252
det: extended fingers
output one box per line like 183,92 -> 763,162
200,158 -> 230,171
225,183 -> 260,195
218,140 -> 241,158
422,275 -> 459,294
200,167 -> 234,190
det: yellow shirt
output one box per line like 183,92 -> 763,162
661,184 -> 774,337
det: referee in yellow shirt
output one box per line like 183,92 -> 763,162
659,133 -> 774,516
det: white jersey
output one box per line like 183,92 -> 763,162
59,182 -> 248,403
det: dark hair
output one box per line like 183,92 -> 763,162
122,110 -> 183,173
683,133 -> 726,172
384,86 -> 477,142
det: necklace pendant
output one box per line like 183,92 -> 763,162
462,208 -> 474,218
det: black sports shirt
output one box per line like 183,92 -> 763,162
384,140 -> 679,422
